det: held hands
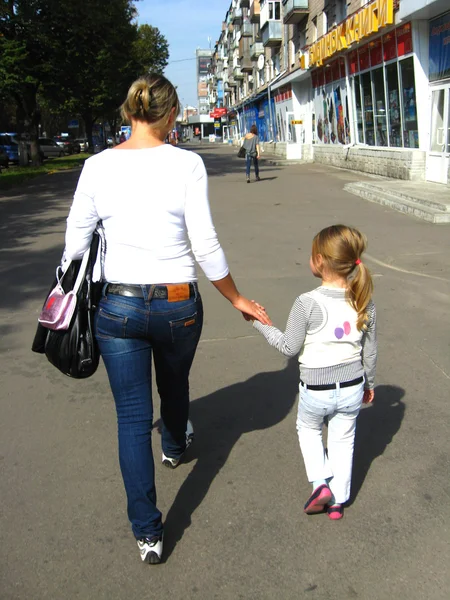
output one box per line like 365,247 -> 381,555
232,295 -> 272,325
363,389 -> 375,404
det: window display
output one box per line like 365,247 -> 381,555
361,72 -> 375,146
313,80 -> 350,145
372,67 -> 387,146
386,63 -> 402,147
353,75 -> 364,143
400,58 -> 419,148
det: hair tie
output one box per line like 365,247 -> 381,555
355,259 -> 361,265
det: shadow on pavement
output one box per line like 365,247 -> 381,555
0,171 -> 80,310
0,148 -> 279,313
157,357 -> 299,561
350,384 -> 406,505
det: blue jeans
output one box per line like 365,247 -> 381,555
246,154 -> 259,178
94,284 -> 203,539
296,381 -> 364,504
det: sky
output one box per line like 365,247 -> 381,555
136,0 -> 231,109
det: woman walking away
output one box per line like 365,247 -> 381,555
64,73 -> 271,565
252,225 -> 377,520
242,124 -> 260,183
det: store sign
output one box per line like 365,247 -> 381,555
309,0 -> 394,67
291,120 -> 303,125
429,12 -> 450,82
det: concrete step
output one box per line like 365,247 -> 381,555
344,182 -> 450,224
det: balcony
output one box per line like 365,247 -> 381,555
250,41 -> 264,58
228,75 -> 237,87
282,0 -> 309,25
233,66 -> 244,79
241,19 -> 253,37
232,8 -> 242,24
250,0 -> 260,23
261,20 -> 282,47
241,55 -> 253,72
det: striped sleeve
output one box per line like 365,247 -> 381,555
252,294 -> 323,357
361,301 -> 377,389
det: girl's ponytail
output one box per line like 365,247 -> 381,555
312,225 -> 374,331
347,260 -> 373,330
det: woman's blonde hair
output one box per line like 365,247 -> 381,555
120,73 -> 180,129
312,225 -> 373,330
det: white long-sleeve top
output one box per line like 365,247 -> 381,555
65,145 -> 229,284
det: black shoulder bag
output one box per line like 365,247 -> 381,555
31,230 -> 103,379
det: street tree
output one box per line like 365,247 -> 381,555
134,24 -> 169,75
0,0 -> 66,164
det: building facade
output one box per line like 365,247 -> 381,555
208,0 -> 450,184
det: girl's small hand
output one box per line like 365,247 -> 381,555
232,296 -> 272,325
363,389 -> 374,404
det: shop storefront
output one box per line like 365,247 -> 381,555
427,10 -> 450,184
303,0 -> 429,180
310,21 -> 418,151
239,96 -> 276,142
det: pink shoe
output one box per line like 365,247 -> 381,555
304,484 -> 332,514
327,504 -> 344,520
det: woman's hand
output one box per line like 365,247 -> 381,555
363,389 -> 375,404
232,296 -> 272,325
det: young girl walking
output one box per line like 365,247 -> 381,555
253,225 -> 377,519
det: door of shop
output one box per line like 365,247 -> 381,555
426,85 -> 450,184
285,111 -> 302,160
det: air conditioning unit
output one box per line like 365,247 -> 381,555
248,75 -> 254,82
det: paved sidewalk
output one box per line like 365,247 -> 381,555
1,147 -> 449,600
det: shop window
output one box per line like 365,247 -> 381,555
372,67 -> 387,146
400,57 -> 419,148
353,76 -> 364,143
386,63 -> 402,147
361,72 -> 375,146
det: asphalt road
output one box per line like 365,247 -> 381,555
1,144 -> 449,600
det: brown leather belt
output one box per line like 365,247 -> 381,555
106,283 -> 196,302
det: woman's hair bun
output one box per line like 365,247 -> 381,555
121,74 -> 179,128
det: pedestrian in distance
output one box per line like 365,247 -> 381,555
251,225 -> 377,520
242,124 -> 260,183
64,73 -> 271,565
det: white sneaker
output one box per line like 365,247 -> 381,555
162,420 -> 194,469
137,534 -> 163,564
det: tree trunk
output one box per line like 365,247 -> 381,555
17,84 -> 42,166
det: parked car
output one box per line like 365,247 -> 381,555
39,137 -> 65,159
54,136 -> 79,155
0,132 -> 30,164
0,146 -> 9,171
75,138 -> 88,152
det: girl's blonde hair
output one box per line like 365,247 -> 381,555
120,73 -> 180,129
312,225 -> 373,330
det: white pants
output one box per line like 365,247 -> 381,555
296,381 -> 364,504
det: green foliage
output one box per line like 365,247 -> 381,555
134,24 -> 169,75
0,0 -> 170,160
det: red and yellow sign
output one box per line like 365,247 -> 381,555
309,0 -> 394,68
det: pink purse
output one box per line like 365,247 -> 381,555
38,251 -> 90,330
